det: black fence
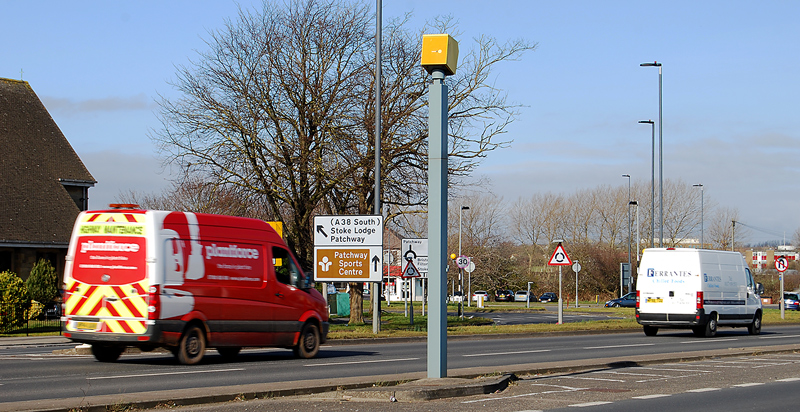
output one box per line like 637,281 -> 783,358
0,301 -> 61,335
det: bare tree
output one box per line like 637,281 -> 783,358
152,0 -> 535,324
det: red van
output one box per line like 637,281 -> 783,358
62,208 -> 328,364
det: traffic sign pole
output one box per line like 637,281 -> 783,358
777,256 -> 788,319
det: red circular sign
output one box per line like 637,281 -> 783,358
775,257 -> 789,272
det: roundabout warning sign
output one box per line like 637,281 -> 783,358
548,244 -> 572,266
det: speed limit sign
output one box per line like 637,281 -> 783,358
456,255 -> 470,269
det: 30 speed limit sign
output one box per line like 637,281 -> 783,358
456,255 -> 470,269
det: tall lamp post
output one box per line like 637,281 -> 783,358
458,205 -> 469,315
622,174 -> 631,268
640,61 -> 662,247
693,184 -> 704,248
638,120 -> 655,248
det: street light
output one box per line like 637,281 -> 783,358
640,61 -> 662,247
693,184 -> 704,248
638,120 -> 655,248
622,174 -> 631,268
458,205 -> 469,316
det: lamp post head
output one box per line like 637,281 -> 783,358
638,120 -> 654,124
693,183 -> 703,188
552,239 -> 564,244
622,174 -> 630,178
640,61 -> 662,67
461,206 -> 470,211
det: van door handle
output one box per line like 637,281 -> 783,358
275,293 -> 284,298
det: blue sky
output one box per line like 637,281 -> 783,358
3,1 -> 799,244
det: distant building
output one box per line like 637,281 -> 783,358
747,247 -> 798,272
0,78 -> 95,279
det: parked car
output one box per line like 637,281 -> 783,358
604,292 -> 637,308
495,289 -> 514,302
539,292 -> 558,303
514,291 -> 538,302
449,291 -> 465,303
472,290 -> 490,302
785,293 -> 800,311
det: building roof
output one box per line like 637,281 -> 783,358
0,78 -> 95,246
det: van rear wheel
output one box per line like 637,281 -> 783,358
293,323 -> 320,359
643,326 -> 658,336
177,325 -> 206,365
91,344 -> 124,362
703,316 -> 717,337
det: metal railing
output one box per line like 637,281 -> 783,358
0,301 -> 61,335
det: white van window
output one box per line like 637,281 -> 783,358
745,267 -> 754,290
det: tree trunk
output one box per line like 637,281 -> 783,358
348,283 -> 364,325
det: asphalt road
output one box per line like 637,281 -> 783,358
3,324 -> 800,406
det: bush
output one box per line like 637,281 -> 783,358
0,270 -> 30,330
26,259 -> 59,304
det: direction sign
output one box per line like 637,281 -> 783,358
401,238 -> 428,275
314,215 -> 383,246
314,246 -> 382,282
456,255 -> 470,269
548,244 -> 573,266
313,215 -> 383,282
776,256 -> 789,273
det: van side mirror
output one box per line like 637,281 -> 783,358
756,283 -> 765,296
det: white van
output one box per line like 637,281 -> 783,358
636,248 -> 763,337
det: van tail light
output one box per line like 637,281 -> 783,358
696,291 -> 704,310
635,290 -> 640,309
147,285 -> 161,320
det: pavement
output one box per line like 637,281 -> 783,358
4,333 -> 800,412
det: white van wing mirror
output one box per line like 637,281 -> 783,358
756,283 -> 765,296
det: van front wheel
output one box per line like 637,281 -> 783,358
293,323 -> 320,359
748,313 -> 762,335
177,325 -> 207,365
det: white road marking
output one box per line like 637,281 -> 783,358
464,349 -> 550,357
566,376 -> 625,382
686,387 -> 720,392
461,384 -> 585,404
633,394 -> 671,399
304,357 -> 419,367
88,368 -> 245,380
680,338 -> 737,344
759,334 -> 800,339
778,377 -> 800,382
733,383 -> 764,387
570,401 -> 613,407
583,343 -> 655,350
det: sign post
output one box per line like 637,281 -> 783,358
777,256 -> 788,319
572,261 -> 582,308
548,241 -> 572,325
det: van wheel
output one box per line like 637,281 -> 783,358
293,323 -> 320,359
748,312 -> 762,335
703,316 -> 717,337
217,347 -> 241,359
177,325 -> 206,365
643,326 -> 658,336
91,344 -> 124,362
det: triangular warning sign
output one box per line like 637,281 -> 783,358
402,260 -> 421,278
548,244 -> 573,266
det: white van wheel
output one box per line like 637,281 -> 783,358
177,325 -> 207,365
643,326 -> 658,336
748,312 -> 762,335
703,316 -> 717,337
293,323 -> 320,359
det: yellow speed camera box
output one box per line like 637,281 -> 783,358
421,34 -> 459,75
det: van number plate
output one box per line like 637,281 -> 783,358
646,298 -> 663,303
75,321 -> 98,331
